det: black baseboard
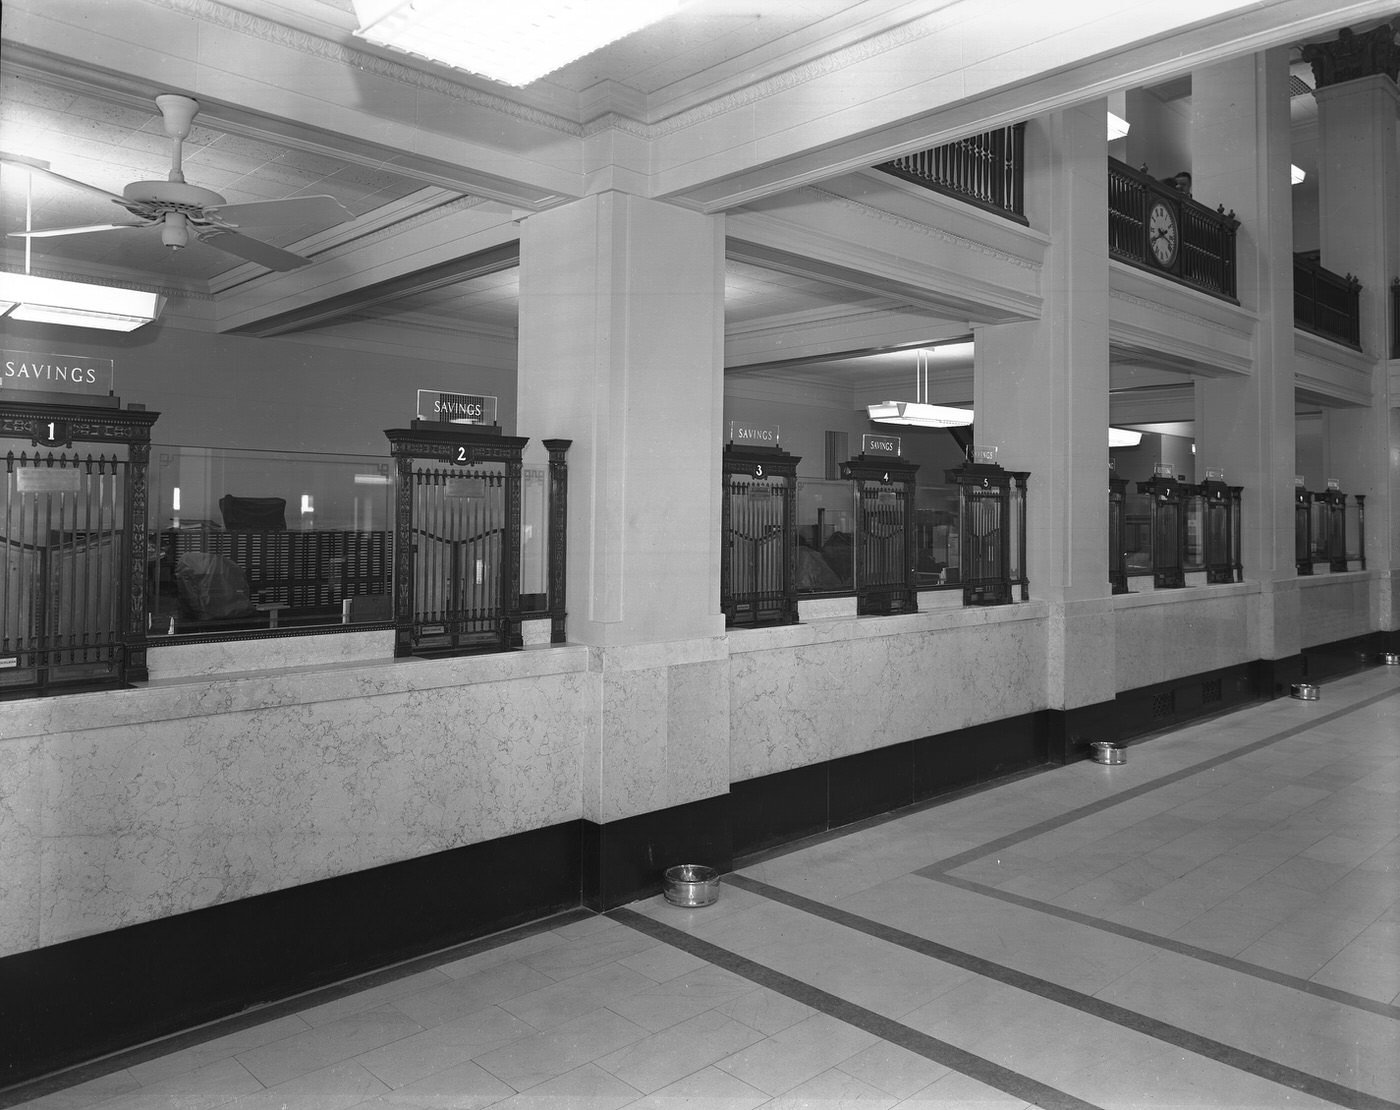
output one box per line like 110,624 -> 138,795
731,711 -> 1050,860
0,820 -> 581,1089
581,795 -> 733,912
1046,700 -> 1118,763
1115,660 -> 1264,741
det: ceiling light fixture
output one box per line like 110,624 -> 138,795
0,160 -> 165,331
1109,427 -> 1143,447
350,0 -> 690,86
868,348 -> 975,428
1290,164 -> 1306,185
1107,111 -> 1131,141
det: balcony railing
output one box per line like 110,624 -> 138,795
877,124 -> 1026,223
1108,159 -> 1239,301
1294,253 -> 1362,349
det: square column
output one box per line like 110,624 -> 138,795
974,100 -> 1113,723
517,195 -> 731,900
1312,73 -> 1399,628
517,192 -> 727,648
1191,49 -> 1300,659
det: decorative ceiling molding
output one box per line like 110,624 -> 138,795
800,187 -> 1040,272
610,16 -> 935,137
1108,288 -> 1250,338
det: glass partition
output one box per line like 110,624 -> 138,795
520,461 -> 549,609
794,478 -> 856,592
914,484 -> 960,588
149,446 -> 394,636
1123,491 -> 1154,578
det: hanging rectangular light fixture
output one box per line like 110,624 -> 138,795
868,347 -> 975,428
1106,111 -> 1131,141
867,401 -> 974,427
350,0 -> 690,86
0,273 -> 165,332
1109,427 -> 1143,447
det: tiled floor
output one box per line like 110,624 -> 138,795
7,667 -> 1398,1109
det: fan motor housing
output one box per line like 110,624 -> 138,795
123,180 -> 227,216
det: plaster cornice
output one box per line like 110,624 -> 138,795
800,187 -> 1040,272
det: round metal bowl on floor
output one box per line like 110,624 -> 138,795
663,864 -> 720,907
1291,682 -> 1320,701
1090,741 -> 1126,765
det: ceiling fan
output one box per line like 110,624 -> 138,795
3,95 -> 353,271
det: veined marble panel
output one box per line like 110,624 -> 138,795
7,656 -> 589,954
147,630 -> 396,680
0,735 -> 41,955
1298,572 -> 1376,647
1113,585 -> 1257,691
585,643 -> 730,824
730,608 -> 1047,780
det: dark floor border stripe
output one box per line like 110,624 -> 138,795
608,906 -> 1103,1110
928,871 -> 1400,1021
0,907 -> 596,1110
726,874 -> 1400,1110
922,683 -> 1400,878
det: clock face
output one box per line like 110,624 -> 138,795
1148,201 -> 1178,267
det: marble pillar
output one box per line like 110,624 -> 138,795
973,100 -> 1114,711
516,194 -> 730,823
1191,49 -> 1302,659
1312,72 -> 1399,628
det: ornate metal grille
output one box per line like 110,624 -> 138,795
876,123 -> 1026,222
946,460 -> 1029,606
1137,472 -> 1187,589
1193,478 -> 1243,584
1294,255 -> 1361,348
1109,474 -> 1128,595
1,400 -> 159,696
386,425 -> 526,657
841,455 -> 919,615
722,445 -> 799,628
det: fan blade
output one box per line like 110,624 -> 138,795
8,222 -> 150,238
0,151 -> 131,206
196,228 -> 313,271
204,195 -> 353,229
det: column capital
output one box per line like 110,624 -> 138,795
1301,21 -> 1399,89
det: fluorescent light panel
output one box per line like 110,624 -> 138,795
351,0 -> 687,85
1291,164 -> 1306,184
867,401 -> 974,428
1107,111 -> 1131,141
0,272 -> 164,332
1109,427 -> 1143,447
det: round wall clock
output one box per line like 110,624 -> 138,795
1148,200 -> 1179,268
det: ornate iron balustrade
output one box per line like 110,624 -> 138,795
1294,254 -> 1362,348
1108,158 -> 1239,301
877,124 -> 1026,223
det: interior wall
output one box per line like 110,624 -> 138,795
0,320 -> 517,456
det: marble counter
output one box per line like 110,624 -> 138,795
729,602 -> 1049,781
1,646 -> 591,957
